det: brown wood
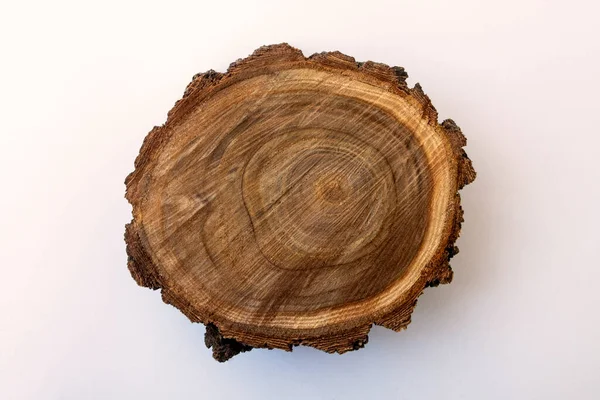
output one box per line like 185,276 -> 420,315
125,43 -> 476,362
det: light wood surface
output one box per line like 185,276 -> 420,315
125,44 -> 476,361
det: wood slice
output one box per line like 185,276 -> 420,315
125,43 -> 476,362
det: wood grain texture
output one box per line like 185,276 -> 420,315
125,43 -> 476,361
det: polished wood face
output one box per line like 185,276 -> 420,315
125,44 -> 476,361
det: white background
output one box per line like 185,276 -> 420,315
1,0 -> 599,399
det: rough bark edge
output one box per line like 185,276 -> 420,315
205,323 -> 253,362
124,43 -> 476,361
125,221 -> 162,290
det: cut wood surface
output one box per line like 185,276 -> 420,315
125,43 -> 476,361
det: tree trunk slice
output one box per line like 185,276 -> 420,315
125,43 -> 476,362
